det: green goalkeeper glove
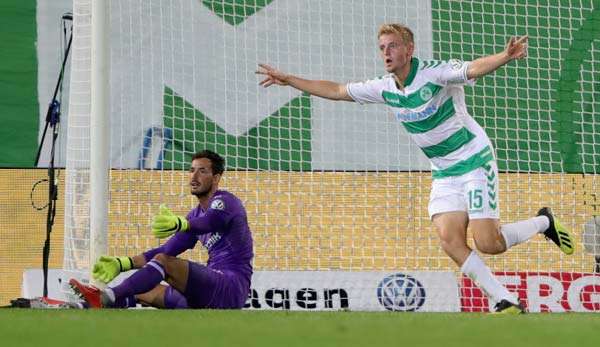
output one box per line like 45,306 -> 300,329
92,255 -> 133,283
151,204 -> 189,239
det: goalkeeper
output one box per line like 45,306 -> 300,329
69,150 -> 254,309
257,24 -> 574,314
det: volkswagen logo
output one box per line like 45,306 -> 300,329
377,273 -> 426,311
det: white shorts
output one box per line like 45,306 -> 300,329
428,161 -> 500,220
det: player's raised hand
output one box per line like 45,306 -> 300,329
256,63 -> 290,87
151,204 -> 189,239
92,255 -> 133,283
505,35 -> 528,60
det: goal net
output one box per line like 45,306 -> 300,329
63,0 -> 599,311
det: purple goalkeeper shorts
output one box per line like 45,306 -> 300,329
163,262 -> 249,309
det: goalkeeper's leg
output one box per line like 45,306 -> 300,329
106,254 -> 189,307
118,261 -> 245,309
136,284 -> 189,309
71,253 -> 189,308
183,262 -> 249,309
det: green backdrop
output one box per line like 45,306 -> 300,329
433,0 -> 600,174
1,0 -> 598,174
0,0 -> 37,167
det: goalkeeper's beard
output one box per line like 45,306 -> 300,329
191,183 -> 212,198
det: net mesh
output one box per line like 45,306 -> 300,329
60,0 -> 599,311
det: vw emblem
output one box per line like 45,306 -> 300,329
377,273 -> 426,311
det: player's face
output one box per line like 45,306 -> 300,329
378,33 -> 413,74
189,158 -> 220,197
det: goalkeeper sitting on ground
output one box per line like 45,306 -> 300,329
70,150 -> 254,309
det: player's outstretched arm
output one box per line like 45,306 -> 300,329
256,63 -> 353,101
466,35 -> 528,80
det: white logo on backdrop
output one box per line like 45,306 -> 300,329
38,0 -> 432,169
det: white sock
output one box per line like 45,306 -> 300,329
104,287 -> 116,303
461,250 -> 517,304
500,216 -> 550,249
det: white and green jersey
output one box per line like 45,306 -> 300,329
346,57 -> 494,179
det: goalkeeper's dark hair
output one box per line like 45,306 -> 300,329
192,150 -> 225,175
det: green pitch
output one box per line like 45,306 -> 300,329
1,309 -> 599,347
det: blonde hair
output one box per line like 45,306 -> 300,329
377,24 -> 414,45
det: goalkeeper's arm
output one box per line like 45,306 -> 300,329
151,204 -> 189,239
151,203 -> 232,237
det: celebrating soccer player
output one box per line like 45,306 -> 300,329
69,150 -> 253,309
256,23 -> 574,314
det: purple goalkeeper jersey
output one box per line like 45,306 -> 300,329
144,190 -> 254,285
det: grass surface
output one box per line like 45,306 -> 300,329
2,309 -> 600,347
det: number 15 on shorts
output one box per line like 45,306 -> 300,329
468,189 -> 483,212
